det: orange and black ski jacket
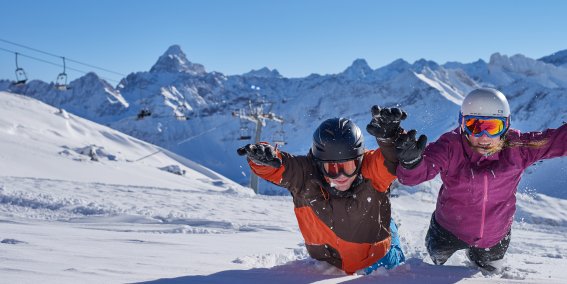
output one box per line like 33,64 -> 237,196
248,147 -> 397,274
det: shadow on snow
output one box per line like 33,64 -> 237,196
136,258 -> 479,284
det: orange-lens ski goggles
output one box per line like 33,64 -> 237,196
462,115 -> 508,138
320,157 -> 362,178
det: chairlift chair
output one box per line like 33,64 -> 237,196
13,52 -> 27,86
136,108 -> 152,120
235,108 -> 253,140
175,115 -> 189,121
175,105 -> 189,121
239,124 -> 252,140
273,125 -> 286,146
55,57 -> 68,91
238,115 -> 252,140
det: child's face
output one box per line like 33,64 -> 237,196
467,134 -> 502,155
327,175 -> 357,191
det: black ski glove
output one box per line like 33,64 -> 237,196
237,143 -> 282,168
366,105 -> 408,143
394,129 -> 427,169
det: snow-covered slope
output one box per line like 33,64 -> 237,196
1,91 -> 567,283
0,91 -> 241,191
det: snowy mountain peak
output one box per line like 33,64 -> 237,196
488,52 -> 540,70
342,58 -> 373,79
150,45 -> 206,75
539,49 -> 567,68
81,71 -> 103,81
372,58 -> 412,79
412,58 -> 440,71
488,52 -> 567,88
243,67 -> 283,78
386,58 -> 412,69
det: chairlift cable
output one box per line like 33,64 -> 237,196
0,38 -> 127,77
0,47 -> 120,84
134,122 -> 224,162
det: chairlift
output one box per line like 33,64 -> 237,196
233,108 -> 253,140
175,105 -> 190,121
175,114 -> 189,121
238,112 -> 253,140
55,57 -> 68,91
13,52 -> 27,86
239,122 -> 252,140
136,108 -> 152,120
273,124 -> 286,146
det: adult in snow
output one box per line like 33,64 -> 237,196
394,88 -> 567,271
237,107 -> 407,275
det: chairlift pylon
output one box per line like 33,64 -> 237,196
13,52 -> 28,86
55,57 -> 68,91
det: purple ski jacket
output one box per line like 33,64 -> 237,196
397,124 -> 567,248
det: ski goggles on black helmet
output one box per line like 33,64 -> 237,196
318,156 -> 363,179
460,114 -> 509,138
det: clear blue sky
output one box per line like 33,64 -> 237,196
1,0 -> 567,85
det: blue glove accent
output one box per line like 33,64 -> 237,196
363,219 -> 405,274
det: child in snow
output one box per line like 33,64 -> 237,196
237,107 -> 407,275
393,88 -> 567,271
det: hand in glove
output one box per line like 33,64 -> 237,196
237,143 -> 282,168
366,106 -> 408,142
394,130 -> 427,169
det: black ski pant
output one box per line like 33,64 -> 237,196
425,213 -> 511,266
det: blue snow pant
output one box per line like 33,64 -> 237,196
362,219 -> 405,274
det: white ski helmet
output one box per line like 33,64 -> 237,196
461,88 -> 510,117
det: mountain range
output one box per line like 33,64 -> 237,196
1,45 -> 566,194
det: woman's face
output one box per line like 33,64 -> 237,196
467,134 -> 502,155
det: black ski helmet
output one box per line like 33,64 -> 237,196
311,117 -> 365,162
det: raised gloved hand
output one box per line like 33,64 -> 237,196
366,105 -> 408,142
394,130 -> 427,169
237,143 -> 282,168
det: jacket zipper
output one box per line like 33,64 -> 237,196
479,173 -> 488,239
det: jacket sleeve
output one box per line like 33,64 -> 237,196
519,123 -> 567,167
361,149 -> 397,192
248,150 -> 307,194
396,133 -> 452,186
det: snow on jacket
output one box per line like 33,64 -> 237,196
248,148 -> 396,274
397,124 -> 567,248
